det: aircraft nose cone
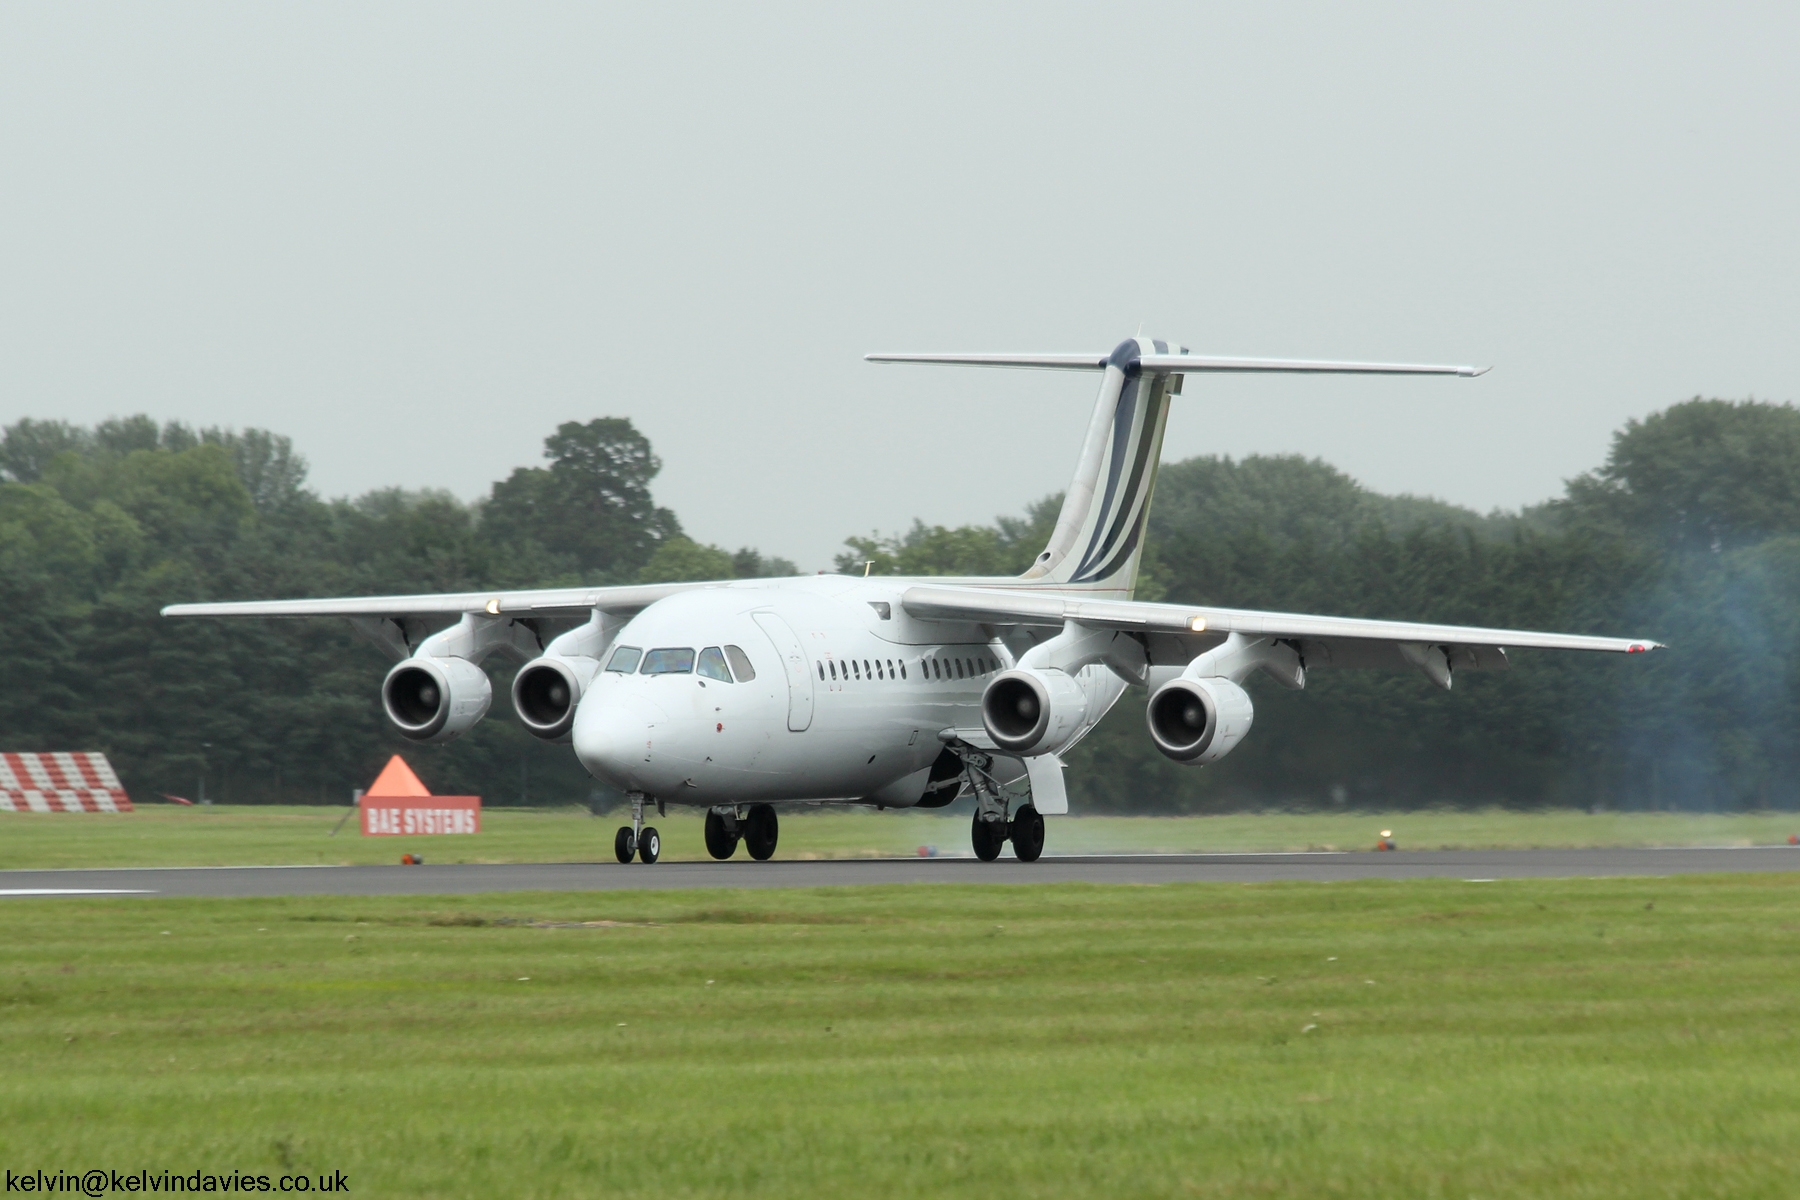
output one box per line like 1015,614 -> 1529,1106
573,696 -> 669,790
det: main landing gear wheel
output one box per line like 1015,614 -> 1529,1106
971,813 -> 1005,862
744,804 -> 779,861
704,810 -> 740,860
614,827 -> 636,864
1010,804 -> 1045,862
637,826 -> 661,864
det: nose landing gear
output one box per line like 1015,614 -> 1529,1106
616,792 -> 662,864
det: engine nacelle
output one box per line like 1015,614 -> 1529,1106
511,657 -> 585,742
382,656 -> 492,743
982,668 -> 1090,756
1145,675 -> 1255,765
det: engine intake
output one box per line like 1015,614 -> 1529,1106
982,668 -> 1088,756
382,656 -> 492,743
1146,676 -> 1255,765
511,658 -> 584,741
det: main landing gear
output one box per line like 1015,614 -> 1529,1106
971,804 -> 1044,862
615,792 -> 661,864
704,804 -> 780,861
958,745 -> 1044,863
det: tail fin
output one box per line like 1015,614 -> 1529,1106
866,338 -> 1488,599
1022,339 -> 1177,598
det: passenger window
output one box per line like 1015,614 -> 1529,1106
931,659 -> 941,679
864,660 -> 872,679
853,660 -> 861,679
900,662 -> 907,680
639,647 -> 695,675
697,647 -> 732,682
605,645 -> 643,673
725,645 -> 756,681
817,662 -> 825,680
830,661 -> 838,680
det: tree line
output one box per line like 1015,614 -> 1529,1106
4,399 -> 1799,812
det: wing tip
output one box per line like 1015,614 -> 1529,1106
1461,365 -> 1493,377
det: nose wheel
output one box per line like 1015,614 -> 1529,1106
616,793 -> 661,864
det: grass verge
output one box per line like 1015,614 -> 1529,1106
2,876 -> 1798,1196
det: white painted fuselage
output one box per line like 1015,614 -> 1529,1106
571,575 -> 1122,807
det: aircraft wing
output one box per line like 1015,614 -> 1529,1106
160,580 -> 722,621
899,584 -> 1661,670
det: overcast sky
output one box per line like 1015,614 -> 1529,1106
2,3 -> 1795,568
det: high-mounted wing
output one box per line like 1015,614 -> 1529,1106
901,583 -> 1660,667
160,580 -> 720,622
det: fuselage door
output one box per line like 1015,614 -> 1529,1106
752,611 -> 814,732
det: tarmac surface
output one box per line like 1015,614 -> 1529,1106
3,847 -> 1799,898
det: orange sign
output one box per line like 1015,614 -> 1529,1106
357,755 -> 480,835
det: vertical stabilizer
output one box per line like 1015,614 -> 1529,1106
1020,338 -> 1180,598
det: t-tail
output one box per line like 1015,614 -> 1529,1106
867,337 -> 1489,600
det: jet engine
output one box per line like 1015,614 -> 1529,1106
382,656 -> 493,743
1145,675 -> 1255,765
981,668 -> 1089,756
511,657 -> 584,741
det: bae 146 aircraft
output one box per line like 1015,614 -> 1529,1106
164,339 -> 1661,864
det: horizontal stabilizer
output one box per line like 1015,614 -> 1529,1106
866,351 -> 1488,377
865,352 -> 1109,370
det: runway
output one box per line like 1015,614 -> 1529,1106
2,846 -> 1798,898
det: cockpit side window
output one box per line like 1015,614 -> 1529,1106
605,645 -> 643,673
697,647 -> 732,682
640,647 -> 696,675
724,645 -> 755,681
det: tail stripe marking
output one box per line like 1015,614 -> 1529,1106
1070,376 -> 1168,584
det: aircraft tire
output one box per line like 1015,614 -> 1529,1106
744,804 -> 779,861
704,811 -> 739,860
971,814 -> 1004,862
1011,804 -> 1045,862
614,827 -> 636,864
638,826 -> 661,864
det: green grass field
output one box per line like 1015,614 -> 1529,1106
3,876 -> 1798,1197
3,804 -> 1799,870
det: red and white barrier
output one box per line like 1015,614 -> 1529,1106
0,752 -> 134,813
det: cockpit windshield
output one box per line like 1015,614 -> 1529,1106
605,645 -> 642,673
697,647 -> 732,681
640,648 -> 696,675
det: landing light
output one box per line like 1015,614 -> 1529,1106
485,598 -> 501,615
1188,616 -> 1207,632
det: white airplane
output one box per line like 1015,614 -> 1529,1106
164,338 -> 1661,864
